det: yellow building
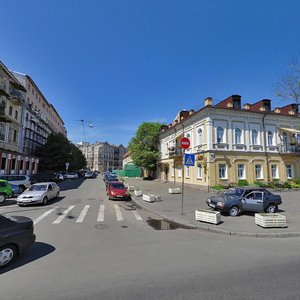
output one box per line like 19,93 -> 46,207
159,95 -> 300,190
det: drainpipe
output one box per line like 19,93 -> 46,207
262,114 -> 271,182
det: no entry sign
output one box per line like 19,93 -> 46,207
180,137 -> 190,149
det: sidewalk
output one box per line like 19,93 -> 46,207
124,177 -> 300,238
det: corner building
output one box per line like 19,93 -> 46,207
159,95 -> 300,190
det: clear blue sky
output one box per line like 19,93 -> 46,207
1,0 -> 300,146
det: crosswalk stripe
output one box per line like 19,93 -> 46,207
132,210 -> 143,221
114,204 -> 123,221
34,208 -> 57,225
97,205 -> 105,222
76,205 -> 90,223
53,205 -> 75,224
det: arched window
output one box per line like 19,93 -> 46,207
252,129 -> 258,145
197,128 -> 203,145
217,127 -> 224,143
267,131 -> 273,146
235,128 -> 241,144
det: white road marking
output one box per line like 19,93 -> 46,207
76,205 -> 90,223
52,206 -> 75,224
132,210 -> 143,221
33,208 -> 57,225
97,205 -> 105,222
114,204 -> 123,221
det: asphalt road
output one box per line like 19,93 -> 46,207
0,177 -> 300,300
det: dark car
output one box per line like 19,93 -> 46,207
0,214 -> 36,268
31,172 -> 62,184
105,178 -> 119,189
107,181 -> 131,200
206,187 -> 282,217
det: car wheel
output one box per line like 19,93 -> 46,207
228,206 -> 240,217
18,185 -> 25,193
56,192 -> 60,199
0,193 -> 6,204
265,204 -> 277,213
42,196 -> 48,205
0,244 -> 17,269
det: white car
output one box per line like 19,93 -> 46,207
17,182 -> 60,206
63,173 -> 78,179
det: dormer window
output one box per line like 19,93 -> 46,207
233,99 -> 240,109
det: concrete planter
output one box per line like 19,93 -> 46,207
195,209 -> 221,225
168,187 -> 181,194
149,194 -> 162,202
127,186 -> 135,192
142,194 -> 156,203
255,213 -> 287,228
134,190 -> 143,197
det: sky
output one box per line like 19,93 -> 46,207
1,0 -> 300,146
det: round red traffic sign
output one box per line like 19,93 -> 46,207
180,137 -> 190,149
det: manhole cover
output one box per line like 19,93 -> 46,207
94,224 -> 109,229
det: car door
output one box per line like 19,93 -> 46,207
241,191 -> 264,212
47,184 -> 54,199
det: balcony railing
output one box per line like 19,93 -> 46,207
9,88 -> 25,104
278,144 -> 300,153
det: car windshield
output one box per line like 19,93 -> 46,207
224,188 -> 244,196
28,185 -> 47,191
111,183 -> 125,189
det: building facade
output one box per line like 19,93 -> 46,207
159,95 -> 300,190
78,141 -> 127,172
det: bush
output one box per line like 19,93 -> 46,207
282,181 -> 292,189
238,180 -> 249,187
212,184 -> 226,190
254,181 -> 267,188
292,177 -> 300,184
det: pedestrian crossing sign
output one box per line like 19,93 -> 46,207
184,154 -> 195,166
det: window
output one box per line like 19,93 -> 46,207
0,123 -> 5,141
9,106 -> 13,116
197,163 -> 202,178
197,128 -> 203,145
235,128 -> 242,144
282,132 -> 288,146
177,165 -> 182,178
217,127 -> 224,143
286,165 -> 293,179
13,130 -> 17,142
15,110 -> 18,120
252,130 -> 258,145
219,164 -> 227,179
255,165 -> 263,179
237,164 -> 245,179
267,131 -> 273,146
185,166 -> 190,178
271,165 -> 278,179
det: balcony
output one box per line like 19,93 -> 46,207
9,88 -> 25,104
213,142 -> 229,150
0,102 -> 11,123
0,83 -> 9,97
278,144 -> 300,154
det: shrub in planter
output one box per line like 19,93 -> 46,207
254,181 -> 267,188
238,180 -> 249,187
282,181 -> 292,189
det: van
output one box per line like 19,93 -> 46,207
0,175 -> 31,193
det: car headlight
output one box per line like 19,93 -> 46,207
217,201 -> 224,208
111,191 -> 116,195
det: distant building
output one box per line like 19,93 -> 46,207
78,141 -> 127,172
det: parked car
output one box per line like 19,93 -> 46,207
10,184 -> 22,197
107,181 -> 131,200
105,177 -> 119,189
84,171 -> 96,179
206,187 -> 282,216
63,172 -> 78,180
0,175 -> 31,193
17,182 -> 60,206
0,180 -> 13,204
30,172 -> 62,184
0,213 -> 36,268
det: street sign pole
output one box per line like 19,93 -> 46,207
181,149 -> 185,215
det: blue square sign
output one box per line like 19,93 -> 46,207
184,154 -> 195,166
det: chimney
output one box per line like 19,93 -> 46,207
189,109 -> 194,115
204,97 -> 213,107
244,103 -> 250,110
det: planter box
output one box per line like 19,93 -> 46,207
134,190 -> 143,197
127,186 -> 135,192
149,194 -> 162,202
255,213 -> 287,228
195,209 -> 221,225
168,187 -> 181,194
142,194 -> 156,203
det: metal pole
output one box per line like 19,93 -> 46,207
181,149 -> 185,215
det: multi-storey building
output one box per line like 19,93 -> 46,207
159,95 -> 300,190
78,141 -> 127,172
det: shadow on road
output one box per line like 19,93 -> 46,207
58,178 -> 86,191
0,199 -> 17,207
0,242 -> 55,274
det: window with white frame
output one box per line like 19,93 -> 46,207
271,164 -> 279,179
286,165 -> 293,179
255,165 -> 263,179
267,131 -> 273,146
252,129 -> 258,145
217,127 -> 224,143
235,128 -> 242,144
185,166 -> 190,178
177,165 -> 182,178
219,164 -> 227,179
197,128 -> 203,145
197,163 -> 202,178
282,132 -> 288,146
237,164 -> 245,179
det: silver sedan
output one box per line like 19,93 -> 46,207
17,182 -> 60,206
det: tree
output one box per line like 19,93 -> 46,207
35,133 -> 86,171
128,122 -> 163,177
274,56 -> 300,103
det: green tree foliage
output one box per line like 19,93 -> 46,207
35,133 -> 86,171
128,122 -> 162,175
